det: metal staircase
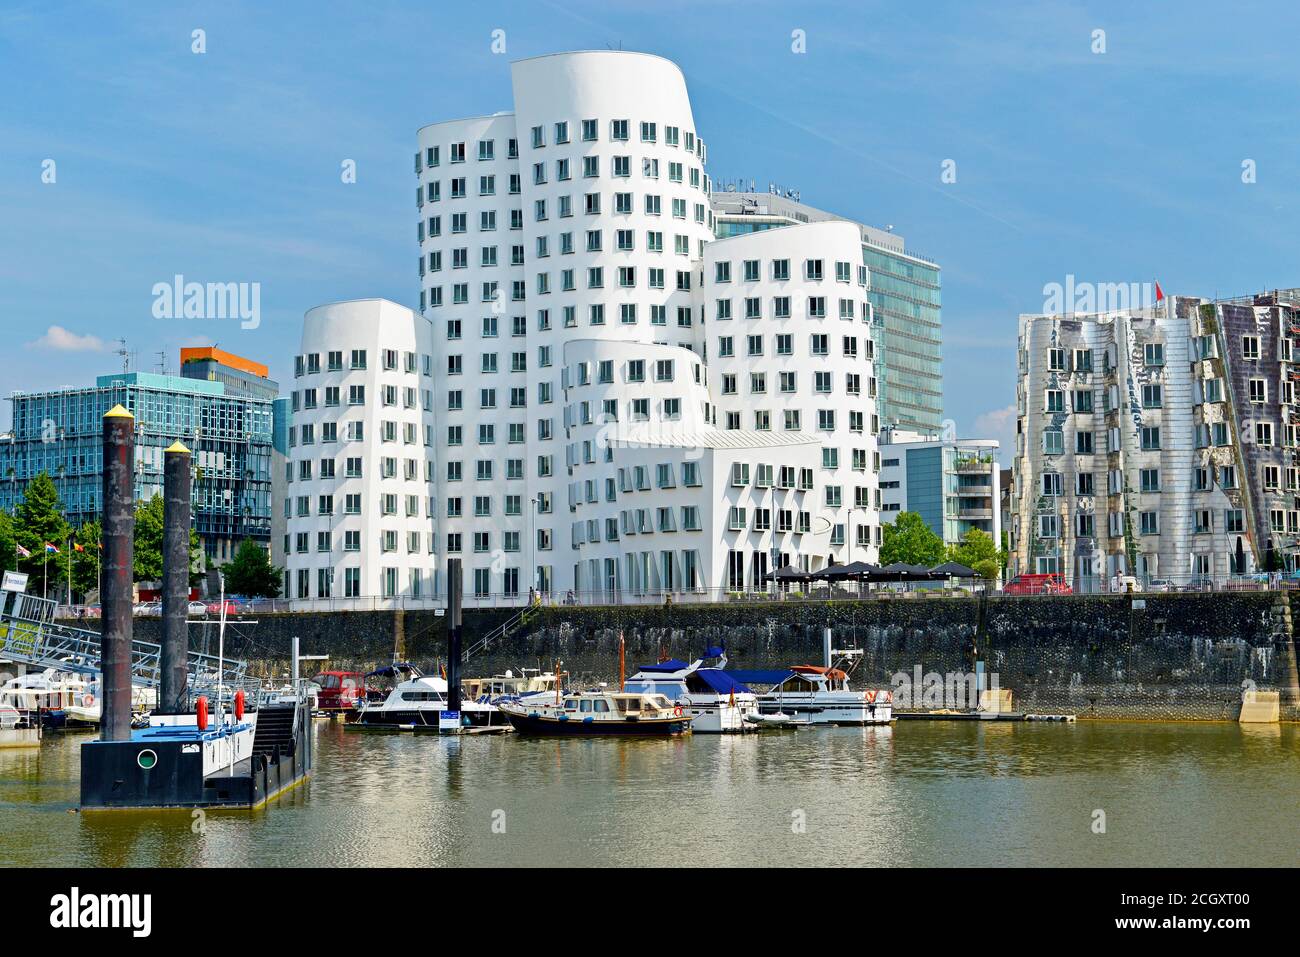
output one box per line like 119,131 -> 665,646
461,602 -> 541,663
0,590 -> 248,695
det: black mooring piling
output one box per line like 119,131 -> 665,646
446,558 -> 463,713
160,441 -> 192,714
100,405 -> 135,742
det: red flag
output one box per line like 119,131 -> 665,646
1154,280 -> 1164,301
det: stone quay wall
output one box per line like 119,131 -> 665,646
114,592 -> 1300,721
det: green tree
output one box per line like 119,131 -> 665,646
13,472 -> 71,598
948,528 -> 1005,570
221,539 -> 282,598
0,511 -> 15,576
880,511 -> 946,566
131,494 -> 202,583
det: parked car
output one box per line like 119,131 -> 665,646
132,601 -> 162,617
205,599 -> 242,617
1147,578 -> 1174,593
1002,573 -> 1073,596
187,601 -> 209,616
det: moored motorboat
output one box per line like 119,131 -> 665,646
727,664 -> 894,726
462,668 -> 559,706
352,662 -> 505,730
499,690 -> 693,736
622,652 -> 758,732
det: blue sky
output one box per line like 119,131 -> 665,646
3,0 -> 1299,459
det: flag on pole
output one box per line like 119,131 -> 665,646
44,542 -> 59,555
73,543 -> 85,553
15,544 -> 31,558
1154,280 -> 1164,301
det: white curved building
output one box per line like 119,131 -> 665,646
284,299 -> 436,604
286,50 -> 883,606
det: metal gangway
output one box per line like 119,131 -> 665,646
0,589 -> 248,696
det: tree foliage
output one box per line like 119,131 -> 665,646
221,539 -> 282,598
0,512 -> 15,576
70,521 -> 102,597
13,473 -> 71,598
880,511 -> 946,566
131,494 -> 202,584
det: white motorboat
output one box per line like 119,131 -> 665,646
727,663 -> 894,726
352,662 -> 505,730
0,668 -> 156,729
622,651 -> 758,732
462,668 -> 559,706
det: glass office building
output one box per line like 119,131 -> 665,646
712,191 -> 942,434
861,246 -> 942,434
0,352 -> 279,563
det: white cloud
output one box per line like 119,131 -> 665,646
973,404 -> 1018,465
27,325 -> 109,352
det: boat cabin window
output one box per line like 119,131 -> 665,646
580,699 -> 593,712
400,691 -> 445,702
315,674 -> 341,689
782,675 -> 816,692
593,699 -> 610,713
619,698 -> 640,713
564,699 -> 578,711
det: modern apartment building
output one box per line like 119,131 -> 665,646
879,428 -> 1001,547
1010,290 -> 1300,589
0,350 -> 278,563
282,51 -> 886,605
711,191 -> 942,434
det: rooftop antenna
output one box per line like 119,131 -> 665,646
155,350 -> 168,375
115,338 -> 132,374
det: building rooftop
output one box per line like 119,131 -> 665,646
180,347 -> 269,379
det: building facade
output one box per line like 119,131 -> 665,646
1010,291 -> 1300,589
0,350 -> 278,563
283,51 -> 892,606
879,428 -> 1001,548
710,191 -> 942,434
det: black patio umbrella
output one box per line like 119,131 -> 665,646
813,562 -> 854,581
839,561 -> 882,579
929,561 -> 977,579
764,564 -> 811,582
879,562 -> 935,582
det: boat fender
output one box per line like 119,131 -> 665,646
234,690 -> 246,720
196,696 -> 209,731
865,690 -> 877,703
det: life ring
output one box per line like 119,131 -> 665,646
84,693 -> 95,706
196,696 -> 209,731
673,706 -> 684,717
234,690 -> 245,720
865,690 -> 877,703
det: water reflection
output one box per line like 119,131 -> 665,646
1,720 -> 1297,867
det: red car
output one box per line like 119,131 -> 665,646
1002,573 -> 1073,596
312,671 -> 366,712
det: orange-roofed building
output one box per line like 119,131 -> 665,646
180,347 -> 278,401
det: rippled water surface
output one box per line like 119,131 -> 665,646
3,721 -> 1298,867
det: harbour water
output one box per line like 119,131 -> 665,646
2,721 -> 1298,867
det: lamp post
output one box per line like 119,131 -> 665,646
530,495 -> 538,600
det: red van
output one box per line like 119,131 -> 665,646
312,671 -> 366,712
1002,573 -> 1073,596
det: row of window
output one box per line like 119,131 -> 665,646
416,122 -> 704,172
